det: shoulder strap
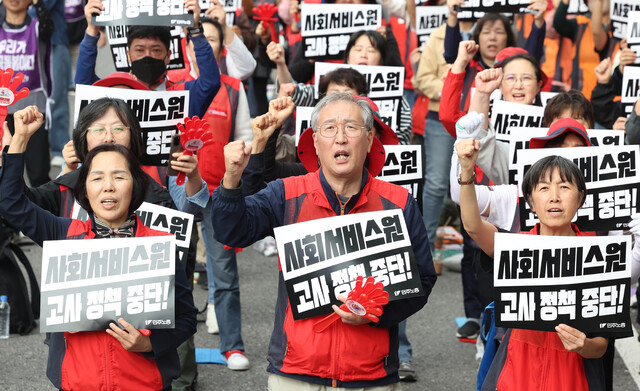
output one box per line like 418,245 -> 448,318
5,242 -> 41,318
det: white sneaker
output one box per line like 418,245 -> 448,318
206,304 -> 219,334
223,350 -> 250,371
50,156 -> 65,166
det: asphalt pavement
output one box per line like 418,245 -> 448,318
1,238 -> 639,391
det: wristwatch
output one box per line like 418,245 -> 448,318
188,23 -> 203,37
457,172 -> 476,185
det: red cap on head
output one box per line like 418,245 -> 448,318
93,72 -> 150,90
529,118 -> 591,149
494,47 -> 527,67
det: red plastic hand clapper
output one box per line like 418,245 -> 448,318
252,3 -> 279,43
312,275 -> 389,333
0,68 -> 29,143
175,116 -> 212,186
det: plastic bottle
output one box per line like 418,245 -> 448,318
0,295 -> 9,339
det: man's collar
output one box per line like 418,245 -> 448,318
318,167 -> 369,215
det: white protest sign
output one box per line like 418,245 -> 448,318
490,101 -> 545,142
622,65 -> 640,114
74,85 -> 189,166
494,233 -> 632,333
41,236 -> 176,332
626,11 -> 640,64
314,62 -> 404,130
295,106 -> 314,146
301,4 -> 381,60
94,0 -> 193,26
377,145 -> 422,203
273,209 -> 423,320
506,128 -> 624,184
136,202 -> 194,262
610,0 -> 640,39
415,6 -> 448,47
198,0 -> 241,26
516,145 -> 640,231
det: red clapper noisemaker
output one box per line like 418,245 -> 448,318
175,116 -> 212,186
313,275 -> 389,333
0,69 -> 29,142
252,2 -> 279,43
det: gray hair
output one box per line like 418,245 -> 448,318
310,92 -> 374,133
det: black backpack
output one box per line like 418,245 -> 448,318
0,224 -> 40,335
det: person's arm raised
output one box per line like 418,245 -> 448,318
468,67 -> 503,130
8,106 -> 43,154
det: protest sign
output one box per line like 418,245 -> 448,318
301,4 -> 381,60
274,209 -> 424,320
455,0 -> 531,14
415,6 -> 448,47
566,0 -> 589,14
516,145 -> 640,231
314,62 -> 404,129
622,65 -> 640,114
627,11 -> 640,64
490,101 -> 545,142
294,106 -> 314,146
74,85 -> 189,166
506,128 -> 623,184
198,0 -> 241,26
377,145 -> 423,205
136,202 -> 194,263
41,236 -> 177,332
610,0 -> 640,39
494,233 -> 632,334
106,25 -> 185,72
93,0 -> 194,26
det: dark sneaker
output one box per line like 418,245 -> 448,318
399,361 -> 417,382
456,320 -> 480,339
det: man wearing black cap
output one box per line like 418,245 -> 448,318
210,92 -> 437,389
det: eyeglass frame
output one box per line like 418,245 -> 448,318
502,73 -> 537,86
315,121 -> 371,138
85,125 -> 131,138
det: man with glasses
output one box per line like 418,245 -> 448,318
211,92 -> 437,390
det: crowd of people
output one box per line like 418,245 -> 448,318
0,0 -> 640,389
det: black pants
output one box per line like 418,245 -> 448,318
7,113 -> 51,187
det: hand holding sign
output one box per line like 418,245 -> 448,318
175,116 -> 212,185
84,0 -> 103,36
185,0 -> 202,27
313,276 -> 389,333
106,318 -> 153,353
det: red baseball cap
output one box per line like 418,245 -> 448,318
529,118 -> 591,149
494,47 -> 549,89
93,72 -> 150,90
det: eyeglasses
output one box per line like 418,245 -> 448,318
503,73 -> 537,86
87,125 -> 130,137
317,122 -> 368,138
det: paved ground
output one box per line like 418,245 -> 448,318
1,238 -> 639,391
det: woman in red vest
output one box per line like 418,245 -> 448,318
0,106 -> 197,390
457,137 -> 613,390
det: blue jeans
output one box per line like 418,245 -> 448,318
398,319 -> 412,362
202,201 -> 244,353
422,114 -> 455,250
403,89 -> 417,109
49,44 -> 71,157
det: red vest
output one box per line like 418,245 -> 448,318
389,16 -> 418,91
61,217 -> 169,390
276,171 -> 408,381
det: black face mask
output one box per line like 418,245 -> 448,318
130,56 -> 166,86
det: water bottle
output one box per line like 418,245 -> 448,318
0,295 -> 9,339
